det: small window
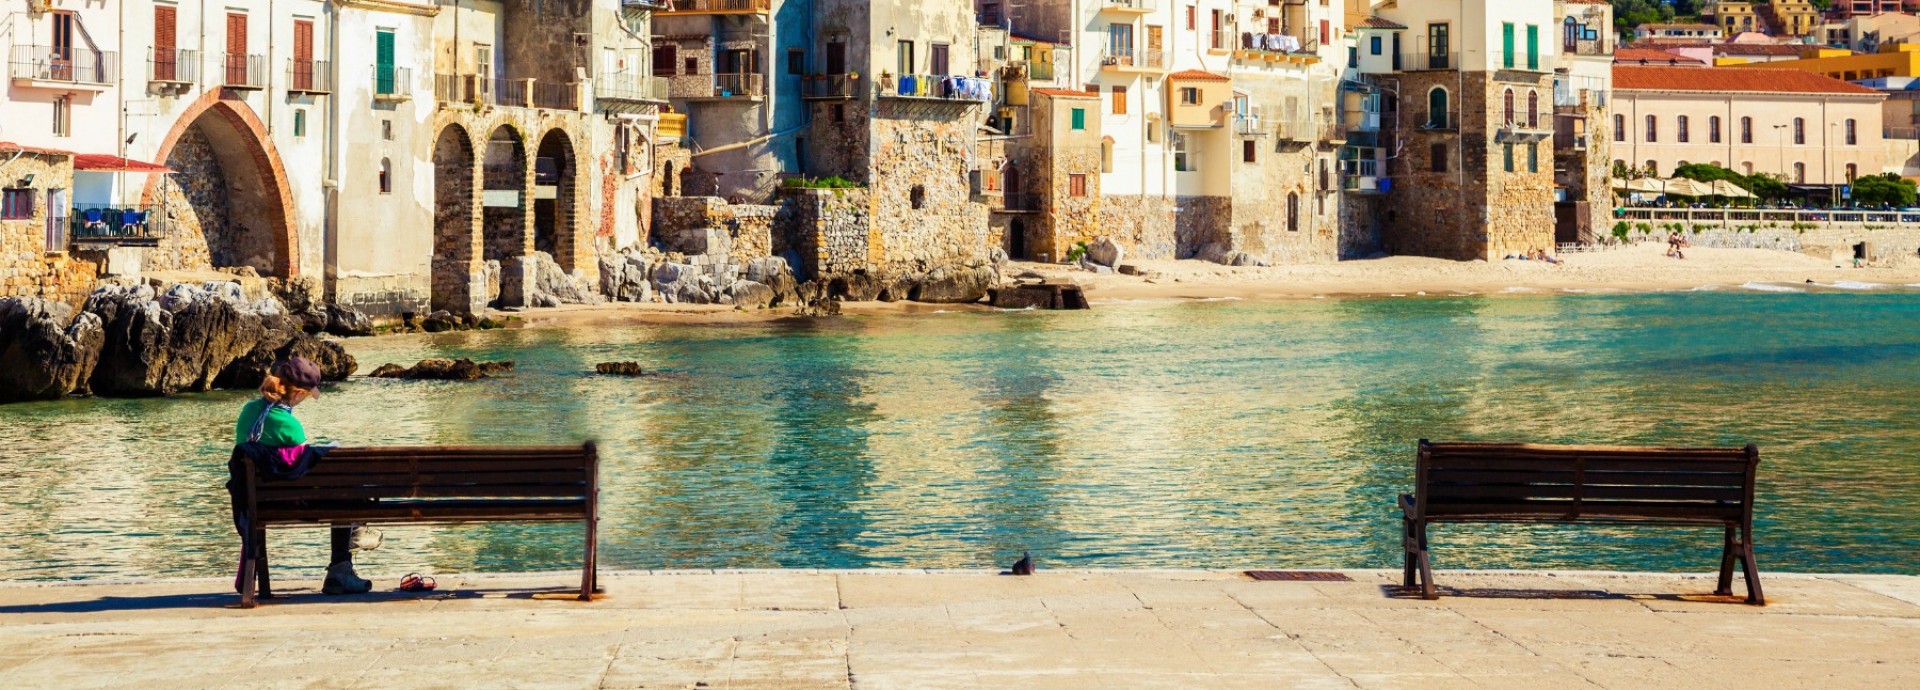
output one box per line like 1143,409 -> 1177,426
1101,141 -> 1114,173
833,103 -> 845,123
910,184 -> 925,209
1614,114 -> 1625,142
1173,132 -> 1192,172
382,120 -> 393,141
1286,192 -> 1299,232
1527,143 -> 1538,173
1846,163 -> 1858,181
1069,173 -> 1087,197
1179,87 -> 1199,105
1793,162 -> 1805,183
787,49 -> 804,76
1243,139 -> 1256,163
1646,115 -> 1657,142
52,96 -> 69,137
0,188 -> 32,220
1794,117 -> 1805,145
294,109 -> 306,137
1846,118 -> 1858,145
1318,158 -> 1329,191
653,45 -> 678,76
1112,85 -> 1127,115
378,158 -> 392,194
1071,108 -> 1086,130
1503,143 -> 1515,173
1146,122 -> 1160,143
930,43 -> 949,76
1741,116 -> 1753,143
1677,115 -> 1689,143
684,57 -> 697,75
1709,116 -> 1721,144
1370,36 -> 1382,55
1430,143 -> 1447,173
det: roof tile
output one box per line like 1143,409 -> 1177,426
1168,69 -> 1229,82
1612,66 -> 1884,95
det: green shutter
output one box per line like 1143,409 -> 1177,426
376,30 -> 395,93
1526,25 -> 1538,70
1072,108 -> 1085,130
1502,23 -> 1514,69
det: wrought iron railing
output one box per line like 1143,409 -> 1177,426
1100,0 -> 1157,11
530,79 -> 578,110
1100,49 -> 1164,69
288,59 -> 332,93
68,205 -> 167,242
376,65 -> 411,96
714,72 -> 764,97
877,73 -> 991,101
150,48 -> 198,84
596,74 -> 669,102
1409,49 -> 1457,71
223,53 -> 266,88
9,45 -> 116,84
660,0 -> 771,12
803,73 -> 858,98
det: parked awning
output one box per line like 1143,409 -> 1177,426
72,154 -> 172,173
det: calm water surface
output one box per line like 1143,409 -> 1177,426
3,292 -> 1918,580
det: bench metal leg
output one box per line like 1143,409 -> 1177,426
1405,519 -> 1436,600
255,528 -> 274,600
239,549 -> 257,609
580,515 -> 599,601
1740,525 -> 1764,606
1401,518 -> 1419,589
1715,525 -> 1738,597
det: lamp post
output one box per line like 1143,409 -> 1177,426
1773,123 -> 1789,206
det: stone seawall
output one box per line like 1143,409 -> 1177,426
1612,219 -> 1920,264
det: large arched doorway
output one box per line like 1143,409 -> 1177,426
483,125 -> 527,307
151,95 -> 297,276
533,129 -> 578,271
432,124 -> 480,315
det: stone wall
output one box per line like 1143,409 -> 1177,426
1339,195 -> 1384,259
781,187 -> 871,280
650,196 -> 775,267
166,126 -> 278,273
866,103 -> 992,273
1384,71 -> 1556,261
1611,218 -> 1920,264
1095,195 -> 1177,261
654,142 -> 693,198
806,100 -> 873,180
0,152 -> 100,307
1174,196 -> 1234,259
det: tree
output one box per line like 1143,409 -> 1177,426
1849,173 -> 1917,207
1744,174 -> 1789,201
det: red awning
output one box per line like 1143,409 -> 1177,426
72,153 -> 172,173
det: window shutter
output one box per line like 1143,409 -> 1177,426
1502,23 -> 1514,68
228,13 -> 247,56
376,30 -> 396,92
1526,25 -> 1538,70
155,7 -> 176,50
294,20 -> 313,63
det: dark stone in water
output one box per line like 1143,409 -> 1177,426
370,358 -> 513,380
989,284 -> 1089,310
596,362 -> 645,376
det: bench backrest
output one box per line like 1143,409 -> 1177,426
1415,440 -> 1758,523
250,443 -> 598,503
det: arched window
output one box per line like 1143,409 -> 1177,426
1527,90 -> 1539,127
1645,160 -> 1658,176
1503,88 -> 1515,125
1741,116 -> 1753,143
1709,116 -> 1722,144
1677,115 -> 1690,143
1793,162 -> 1806,183
1846,119 -> 1858,145
1564,16 -> 1580,50
1614,114 -> 1625,142
1846,163 -> 1858,181
1427,87 -> 1449,129
910,184 -> 926,209
1646,115 -> 1657,142
1742,162 -> 1753,175
1793,117 -> 1806,145
1286,192 -> 1300,232
378,158 -> 392,194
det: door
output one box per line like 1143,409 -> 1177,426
226,13 -> 249,85
50,12 -> 74,80
931,43 -> 949,76
1108,24 -> 1133,63
896,41 -> 913,76
1428,23 -> 1448,69
45,189 -> 68,249
825,40 -> 846,75
375,29 -> 396,94
154,6 -> 177,81
292,20 -> 314,90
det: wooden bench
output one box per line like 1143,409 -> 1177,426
1400,440 -> 1763,604
235,443 -> 599,608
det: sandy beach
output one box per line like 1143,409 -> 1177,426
498,242 -> 1920,330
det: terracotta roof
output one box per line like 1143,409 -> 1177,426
1167,69 -> 1229,82
73,153 -> 171,173
1613,66 -> 1885,95
1356,16 -> 1406,30
1713,43 -> 1807,56
0,141 -> 74,157
1030,87 -> 1098,99
1614,48 -> 1706,65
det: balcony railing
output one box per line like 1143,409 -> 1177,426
1029,61 -> 1055,81
1100,0 -> 1157,11
659,0 -> 771,13
223,53 -> 267,89
1273,119 -> 1316,141
802,73 -> 858,99
68,205 -> 168,245
1239,32 -> 1319,56
149,48 -> 199,84
531,80 -> 578,110
1319,122 -> 1350,142
9,45 -> 116,85
1100,49 -> 1164,70
437,74 -> 568,110
1234,116 -> 1271,136
713,72 -> 764,98
620,0 -> 671,9
1493,50 -> 1548,72
878,74 -> 991,102
375,65 -> 412,98
287,59 -> 332,93
1001,193 -> 1041,211
1418,109 -> 1455,131
1408,49 -> 1457,71
596,74 -> 669,102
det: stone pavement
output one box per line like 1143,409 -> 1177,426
1,569 -> 1917,690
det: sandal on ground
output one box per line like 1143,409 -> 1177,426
398,573 -> 436,592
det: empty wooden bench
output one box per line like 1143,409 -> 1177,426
235,442 -> 600,608
1400,440 -> 1763,604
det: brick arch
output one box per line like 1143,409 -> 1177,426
143,89 -> 299,278
533,127 -> 580,272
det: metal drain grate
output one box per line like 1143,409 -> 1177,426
1244,570 -> 1354,582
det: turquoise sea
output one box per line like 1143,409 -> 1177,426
2,291 -> 1917,580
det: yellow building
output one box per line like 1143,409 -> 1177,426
1757,0 -> 1820,38
1745,45 -> 1920,81
1702,1 -> 1759,35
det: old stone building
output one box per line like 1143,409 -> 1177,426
652,0 -> 808,203
1553,0 -> 1616,246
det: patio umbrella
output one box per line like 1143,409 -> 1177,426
1618,178 -> 1665,193
1708,179 -> 1753,198
1662,178 -> 1715,197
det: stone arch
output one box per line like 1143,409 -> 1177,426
145,90 -> 298,277
533,128 -> 579,272
482,124 -> 530,307
432,123 -> 483,316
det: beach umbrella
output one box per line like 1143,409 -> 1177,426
1662,178 -> 1715,197
1618,178 -> 1665,193
1708,179 -> 1753,198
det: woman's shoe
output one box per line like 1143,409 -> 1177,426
322,561 -> 374,595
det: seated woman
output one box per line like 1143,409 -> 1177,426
234,357 -> 374,595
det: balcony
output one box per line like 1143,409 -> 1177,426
10,46 -> 115,89
375,65 -> 412,101
1234,116 -> 1271,137
877,74 -> 991,102
1341,160 -> 1385,194
802,73 -> 858,100
711,72 -> 764,99
1319,122 -> 1350,143
1000,193 -> 1041,212
1417,110 -> 1455,131
1099,0 -> 1156,13
222,53 -> 267,89
1406,49 -> 1457,72
287,59 -> 332,94
1235,32 -> 1320,61
531,80 -> 579,111
620,0 -> 671,9
1099,49 -> 1166,74
596,74 -> 669,108
149,48 -> 199,86
435,74 -> 575,111
658,112 -> 688,139
1496,116 -> 1553,143
656,0 -> 771,15
68,205 -> 168,248
1493,50 -> 1549,73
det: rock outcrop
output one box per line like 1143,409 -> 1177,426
368,358 -> 514,380
0,297 -> 104,402
910,264 -> 998,304
595,361 -> 644,376
1087,237 -> 1125,268
526,251 -> 603,309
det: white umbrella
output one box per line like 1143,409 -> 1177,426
1708,179 -> 1753,198
1662,178 -> 1715,197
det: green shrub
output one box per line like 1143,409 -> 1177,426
782,176 -> 863,190
1065,241 -> 1089,263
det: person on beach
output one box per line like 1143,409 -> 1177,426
232,357 -> 373,595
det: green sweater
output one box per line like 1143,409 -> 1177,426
235,398 -> 308,447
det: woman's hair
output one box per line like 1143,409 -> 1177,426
258,363 -> 313,403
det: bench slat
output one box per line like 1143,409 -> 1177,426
324,445 -> 589,456
1424,499 -> 1743,519
256,499 -> 588,523
256,483 -> 589,501
257,470 -> 587,487
1426,457 -> 1751,473
299,460 -> 591,475
1427,469 -> 1748,487
1426,484 -> 1745,502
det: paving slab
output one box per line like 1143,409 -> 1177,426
0,570 -> 1915,689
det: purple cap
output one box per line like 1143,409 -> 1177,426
275,357 -> 324,389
